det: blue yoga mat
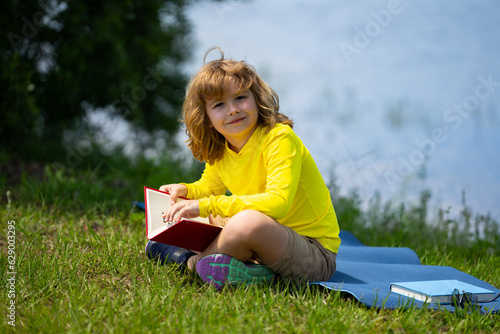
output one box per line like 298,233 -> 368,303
309,231 -> 500,313
133,201 -> 499,312
132,201 -> 146,211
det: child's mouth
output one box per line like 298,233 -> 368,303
228,117 -> 245,124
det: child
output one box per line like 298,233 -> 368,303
146,47 -> 341,290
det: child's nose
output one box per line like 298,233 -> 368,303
227,103 -> 240,115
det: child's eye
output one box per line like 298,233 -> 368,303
214,102 -> 224,109
236,95 -> 246,101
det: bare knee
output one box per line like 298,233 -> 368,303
224,210 -> 275,243
226,210 -> 289,264
212,210 -> 289,265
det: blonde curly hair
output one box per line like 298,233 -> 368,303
181,47 -> 293,164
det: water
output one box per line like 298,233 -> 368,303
182,0 -> 500,220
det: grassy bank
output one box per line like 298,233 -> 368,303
1,157 -> 499,333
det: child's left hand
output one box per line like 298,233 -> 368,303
164,200 -> 200,222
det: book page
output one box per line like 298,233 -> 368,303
145,188 -> 209,238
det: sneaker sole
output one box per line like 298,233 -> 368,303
196,254 -> 275,290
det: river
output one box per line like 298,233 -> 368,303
182,0 -> 500,221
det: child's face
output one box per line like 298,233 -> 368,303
205,80 -> 259,153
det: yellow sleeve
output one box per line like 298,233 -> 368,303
184,163 -> 227,200
198,129 -> 302,219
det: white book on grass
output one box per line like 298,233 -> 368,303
390,279 -> 496,304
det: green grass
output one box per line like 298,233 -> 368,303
1,157 -> 499,333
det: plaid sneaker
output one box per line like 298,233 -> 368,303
196,254 -> 275,290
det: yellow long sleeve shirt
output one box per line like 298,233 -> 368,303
184,123 -> 341,253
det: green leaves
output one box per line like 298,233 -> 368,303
1,0 -> 194,162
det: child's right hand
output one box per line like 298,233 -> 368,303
159,184 -> 188,205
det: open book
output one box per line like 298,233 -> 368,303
144,186 -> 222,252
390,279 -> 496,304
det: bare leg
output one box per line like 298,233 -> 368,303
187,210 -> 289,271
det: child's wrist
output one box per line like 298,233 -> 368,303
178,183 -> 189,198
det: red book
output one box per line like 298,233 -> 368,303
144,186 -> 222,252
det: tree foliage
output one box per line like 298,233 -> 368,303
1,0 -> 195,163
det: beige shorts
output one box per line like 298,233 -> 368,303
264,225 -> 337,282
